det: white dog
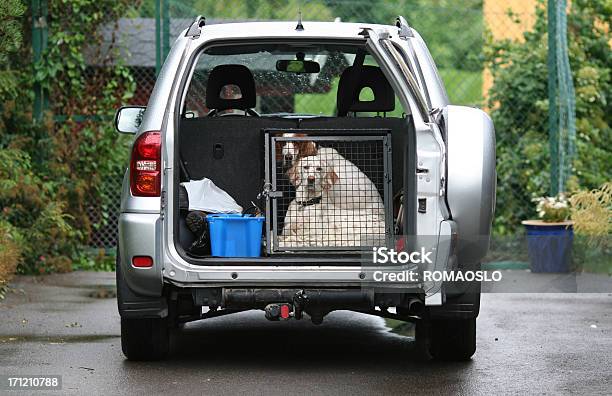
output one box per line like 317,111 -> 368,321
278,134 -> 384,217
280,155 -> 385,248
315,146 -> 384,217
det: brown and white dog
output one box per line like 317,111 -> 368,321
276,133 -> 317,169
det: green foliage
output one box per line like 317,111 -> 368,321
0,220 -> 22,298
438,69 -> 483,105
72,249 -> 116,272
0,0 -> 26,101
0,147 -> 77,273
570,182 -> 612,241
327,0 -> 484,71
153,0 -> 483,72
0,0 -> 25,61
1,0 -> 138,274
0,1 -> 27,283
485,0 -> 611,234
32,0 -> 137,257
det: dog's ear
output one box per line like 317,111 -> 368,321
287,163 -> 300,186
323,167 -> 339,191
296,140 -> 318,158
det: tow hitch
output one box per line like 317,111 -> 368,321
264,290 -> 310,321
264,303 -> 293,321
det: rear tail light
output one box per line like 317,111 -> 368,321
132,256 -> 154,268
130,131 -> 161,197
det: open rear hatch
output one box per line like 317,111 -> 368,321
171,42 -> 417,266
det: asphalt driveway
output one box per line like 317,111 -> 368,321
1,271 -> 611,395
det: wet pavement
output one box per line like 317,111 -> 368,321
1,271 -> 611,395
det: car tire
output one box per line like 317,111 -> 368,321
427,318 -> 477,361
121,317 -> 169,361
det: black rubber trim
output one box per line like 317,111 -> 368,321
119,302 -> 169,319
116,253 -> 168,319
403,116 -> 417,239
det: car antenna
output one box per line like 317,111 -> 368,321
295,8 -> 304,31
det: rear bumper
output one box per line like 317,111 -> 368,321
118,212 -> 453,307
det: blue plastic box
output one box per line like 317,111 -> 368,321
206,214 -> 265,257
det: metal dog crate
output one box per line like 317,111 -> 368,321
263,129 -> 393,253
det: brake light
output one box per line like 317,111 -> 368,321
130,131 -> 161,197
132,256 -> 154,268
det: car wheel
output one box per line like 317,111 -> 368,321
121,317 -> 169,361
427,318 -> 477,361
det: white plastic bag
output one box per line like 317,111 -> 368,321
181,178 -> 242,213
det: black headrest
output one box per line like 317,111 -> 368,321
206,65 -> 256,111
337,65 -> 395,116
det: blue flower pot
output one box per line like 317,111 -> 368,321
522,221 -> 573,273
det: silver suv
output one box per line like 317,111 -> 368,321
115,16 -> 496,361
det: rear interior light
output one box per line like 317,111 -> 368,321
132,256 -> 154,268
130,131 -> 161,196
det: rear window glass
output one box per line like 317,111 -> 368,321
182,43 -> 404,117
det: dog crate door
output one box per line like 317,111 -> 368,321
265,131 -> 393,253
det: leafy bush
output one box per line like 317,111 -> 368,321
32,0 -> 138,242
0,148 -> 77,273
0,0 -> 26,101
570,182 -> 611,240
0,221 -> 21,299
1,0 -> 137,275
0,1 -> 32,284
570,182 -> 611,274
485,0 -> 611,234
72,249 -> 116,272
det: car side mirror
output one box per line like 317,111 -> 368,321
115,106 -> 145,134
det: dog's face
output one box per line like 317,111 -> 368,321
277,133 -> 318,168
288,155 -> 338,200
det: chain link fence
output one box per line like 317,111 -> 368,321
88,0 -> 549,252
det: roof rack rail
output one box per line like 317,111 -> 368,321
396,16 -> 413,39
186,15 -> 206,38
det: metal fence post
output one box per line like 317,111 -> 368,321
547,0 -> 576,195
32,0 -> 48,122
162,0 -> 170,60
155,0 -> 161,75
155,0 -> 170,76
547,0 -> 559,195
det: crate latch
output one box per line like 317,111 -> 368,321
258,183 -> 283,200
